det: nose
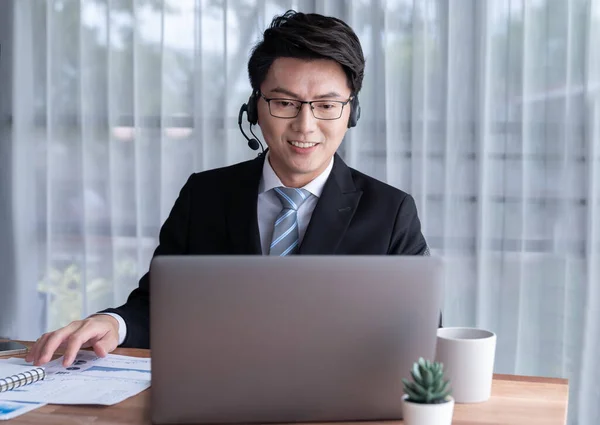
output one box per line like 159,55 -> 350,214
291,103 -> 317,134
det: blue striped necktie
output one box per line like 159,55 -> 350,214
269,187 -> 312,256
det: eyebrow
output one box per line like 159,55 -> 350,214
269,87 -> 344,100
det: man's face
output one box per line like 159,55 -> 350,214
257,57 -> 352,188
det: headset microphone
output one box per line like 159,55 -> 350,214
248,126 -> 264,152
238,104 -> 265,153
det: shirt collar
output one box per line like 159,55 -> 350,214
259,151 -> 334,198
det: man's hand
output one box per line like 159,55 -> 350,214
25,315 -> 120,367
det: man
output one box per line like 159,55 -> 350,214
27,10 -> 429,367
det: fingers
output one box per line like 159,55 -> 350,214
91,333 -> 119,359
27,316 -> 120,367
26,334 -> 48,363
61,328 -> 102,367
35,322 -> 82,366
62,317 -> 118,367
27,326 -> 73,366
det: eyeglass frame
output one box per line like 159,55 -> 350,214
258,91 -> 354,120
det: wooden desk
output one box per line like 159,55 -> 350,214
1,343 -> 568,425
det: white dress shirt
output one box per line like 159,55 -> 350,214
257,153 -> 333,254
102,153 -> 334,346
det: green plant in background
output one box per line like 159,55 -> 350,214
37,264 -> 112,331
402,357 -> 452,404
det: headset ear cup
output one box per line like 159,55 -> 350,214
348,96 -> 360,128
246,92 -> 259,125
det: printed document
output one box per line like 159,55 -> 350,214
0,400 -> 46,421
0,351 -> 150,406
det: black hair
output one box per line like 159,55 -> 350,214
248,10 -> 365,96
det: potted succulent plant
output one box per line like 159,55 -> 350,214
401,357 -> 454,425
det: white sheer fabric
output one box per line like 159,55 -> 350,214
8,1 -> 600,423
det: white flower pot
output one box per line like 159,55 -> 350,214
402,395 -> 454,425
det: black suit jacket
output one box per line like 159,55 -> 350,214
103,153 -> 430,348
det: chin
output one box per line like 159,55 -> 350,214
288,158 -> 319,171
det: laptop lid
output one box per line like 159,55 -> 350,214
150,256 -> 444,424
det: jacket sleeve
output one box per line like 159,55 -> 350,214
388,193 -> 441,327
100,174 -> 195,348
388,193 -> 429,256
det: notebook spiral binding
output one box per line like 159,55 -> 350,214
0,368 -> 46,393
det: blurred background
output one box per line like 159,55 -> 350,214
0,0 -> 598,423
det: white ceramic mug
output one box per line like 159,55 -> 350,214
435,327 -> 496,403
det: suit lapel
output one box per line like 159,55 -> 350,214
299,154 -> 362,254
226,154 -> 264,255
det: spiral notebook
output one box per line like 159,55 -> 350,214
0,364 -> 46,393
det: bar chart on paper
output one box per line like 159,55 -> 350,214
80,366 -> 151,381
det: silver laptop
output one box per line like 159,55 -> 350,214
150,256 -> 444,424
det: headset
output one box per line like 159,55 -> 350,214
237,91 -> 264,153
238,91 -> 361,153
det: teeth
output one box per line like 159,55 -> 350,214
289,141 -> 317,148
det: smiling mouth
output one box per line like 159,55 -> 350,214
288,141 -> 318,149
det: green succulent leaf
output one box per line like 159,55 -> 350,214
410,368 -> 424,385
403,385 -> 423,401
438,380 -> 451,395
409,379 -> 429,396
405,381 -> 422,394
433,364 -> 443,379
403,359 -> 452,404
433,377 -> 446,394
439,381 -> 452,399
420,364 -> 434,387
411,362 -> 422,382
402,378 -> 415,391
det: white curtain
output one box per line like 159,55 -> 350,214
7,0 -> 599,423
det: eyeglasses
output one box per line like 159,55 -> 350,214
259,92 -> 353,120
